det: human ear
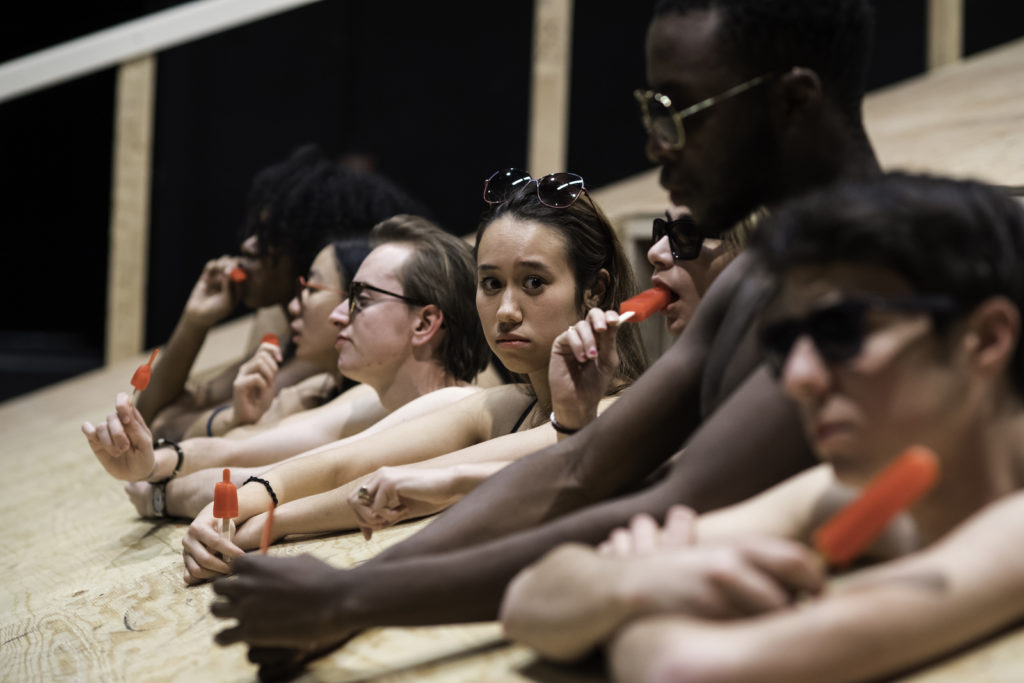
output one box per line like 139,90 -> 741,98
962,296 -> 1020,380
411,304 -> 445,347
583,269 -> 610,310
773,66 -> 823,123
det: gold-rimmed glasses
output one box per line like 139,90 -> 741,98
634,73 -> 773,151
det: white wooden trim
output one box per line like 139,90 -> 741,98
0,0 -> 325,103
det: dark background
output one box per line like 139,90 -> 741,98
2,0 -> 1023,403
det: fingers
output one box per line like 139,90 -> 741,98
181,519 -> 244,583
105,409 -> 131,454
661,505 -> 698,548
742,537 -> 826,597
561,309 -> 623,364
123,481 -> 155,517
115,392 -> 152,447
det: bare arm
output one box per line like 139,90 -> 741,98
609,491 -> 1024,683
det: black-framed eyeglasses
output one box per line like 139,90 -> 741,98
653,214 -> 705,261
299,275 -> 346,298
634,73 -> 773,151
347,280 -> 427,316
483,168 -> 588,209
758,294 -> 956,377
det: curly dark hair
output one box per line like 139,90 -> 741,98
241,144 -> 432,276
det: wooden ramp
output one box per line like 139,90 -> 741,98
4,38 -> 1024,683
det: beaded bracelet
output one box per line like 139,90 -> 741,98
153,437 -> 185,484
244,476 -> 278,506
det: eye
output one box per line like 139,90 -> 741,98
479,276 -> 502,294
523,275 -> 545,291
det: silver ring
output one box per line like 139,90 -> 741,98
357,486 -> 372,503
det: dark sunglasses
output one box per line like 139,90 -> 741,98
759,294 -> 956,376
347,281 -> 426,317
652,214 -> 704,261
483,168 -> 588,209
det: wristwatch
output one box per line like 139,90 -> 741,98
152,482 -> 168,517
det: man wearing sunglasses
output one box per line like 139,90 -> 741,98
213,0 -> 885,665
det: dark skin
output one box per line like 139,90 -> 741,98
211,8 -> 883,668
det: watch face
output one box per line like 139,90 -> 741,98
153,485 -> 166,517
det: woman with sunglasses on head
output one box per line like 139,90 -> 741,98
84,216 -> 490,518
500,172 -> 1024,682
182,169 -> 648,583
348,200 -> 749,536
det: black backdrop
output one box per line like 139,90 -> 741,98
1,0 -> 1022,402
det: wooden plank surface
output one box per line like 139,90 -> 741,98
5,37 -> 1024,682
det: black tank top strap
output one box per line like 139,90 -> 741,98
511,398 -> 538,433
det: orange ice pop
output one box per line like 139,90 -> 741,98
814,446 -> 940,568
260,333 -> 280,347
619,287 -> 672,323
129,348 -> 159,405
229,266 -> 248,283
213,469 -> 238,548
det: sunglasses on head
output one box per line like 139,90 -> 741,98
758,294 -> 956,377
347,280 -> 426,317
652,214 -> 704,261
483,168 -> 588,209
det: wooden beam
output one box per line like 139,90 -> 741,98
106,55 -> 155,363
0,0 -> 326,103
927,0 -> 963,69
528,0 -> 574,176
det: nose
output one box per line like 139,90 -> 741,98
781,336 -> 832,404
496,289 -> 522,325
647,234 -> 675,271
287,294 -> 302,318
329,299 -> 351,327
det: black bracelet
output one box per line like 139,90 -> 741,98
244,476 -> 278,506
153,437 -> 184,484
206,404 -> 230,437
549,411 -> 580,435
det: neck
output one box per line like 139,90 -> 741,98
912,405 -> 1024,544
370,357 -> 461,413
527,367 -> 552,416
772,118 -> 882,211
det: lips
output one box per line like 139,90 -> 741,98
496,334 -> 529,346
650,277 -> 682,304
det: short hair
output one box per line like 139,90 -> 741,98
476,187 -> 649,387
370,215 -> 490,383
242,144 -> 432,275
329,237 -> 374,290
653,0 -> 876,120
751,172 -> 1024,395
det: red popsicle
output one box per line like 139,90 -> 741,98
260,333 -> 280,347
229,266 -> 248,283
814,446 -> 940,568
619,286 -> 672,323
129,348 -> 159,405
213,468 -> 238,549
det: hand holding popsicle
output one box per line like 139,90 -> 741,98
82,392 -> 157,482
214,469 -> 239,555
814,446 -> 941,568
182,256 -> 243,328
548,308 -> 624,435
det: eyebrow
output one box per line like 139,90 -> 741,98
478,260 -> 558,275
